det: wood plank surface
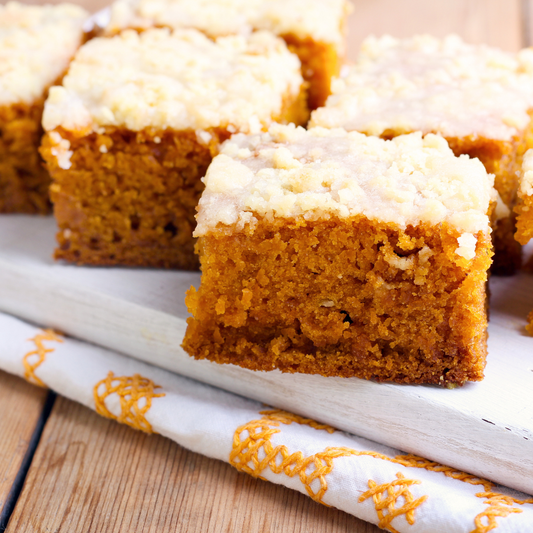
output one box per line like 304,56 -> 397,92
347,0 -> 524,60
5,397 -> 381,533
525,0 -> 533,46
0,371 -> 49,527
1,0 -> 524,53
0,0 -> 110,12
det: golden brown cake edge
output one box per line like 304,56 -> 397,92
183,215 -> 492,386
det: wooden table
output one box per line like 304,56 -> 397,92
0,1 -> 530,531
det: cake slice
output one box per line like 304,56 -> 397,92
105,0 -> 351,110
182,125 -> 495,386
0,1 -> 88,214
310,34 -> 533,274
40,28 -> 307,269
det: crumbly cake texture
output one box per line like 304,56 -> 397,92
106,0 -> 351,110
446,132 -> 529,274
515,150 -> 533,335
310,34 -> 533,274
527,310 -> 533,336
41,29 -> 307,269
515,149 -> 533,244
42,128 -> 219,269
0,2 -> 88,214
0,102 -> 51,214
183,125 -> 494,385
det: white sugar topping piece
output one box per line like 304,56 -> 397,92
42,28 -> 303,134
455,233 -> 478,260
196,124 -> 494,260
107,0 -> 349,51
0,2 -> 88,106
310,34 -> 533,141
48,131 -> 73,169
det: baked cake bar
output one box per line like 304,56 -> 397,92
41,28 -> 307,269
182,125 -> 495,386
0,1 -> 87,214
106,0 -> 351,110
310,34 -> 533,274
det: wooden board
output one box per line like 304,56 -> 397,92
0,371 -> 49,527
5,395 -> 381,533
1,216 -> 533,498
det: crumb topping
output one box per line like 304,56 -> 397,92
0,2 -> 88,106
196,124 -> 495,259
42,28 -> 303,134
310,34 -> 533,141
48,131 -> 73,170
107,0 -> 349,51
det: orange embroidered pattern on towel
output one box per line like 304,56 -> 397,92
230,409 -> 533,533
392,455 -> 533,533
23,329 -> 63,387
359,472 -> 427,533
230,409 -> 337,502
229,409 -> 427,525
93,372 -> 165,433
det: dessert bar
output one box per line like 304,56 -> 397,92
41,28 -> 307,269
106,0 -> 351,110
0,2 -> 87,214
310,34 -> 533,273
183,125 -> 495,385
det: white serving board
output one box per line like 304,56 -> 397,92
1,215 -> 533,495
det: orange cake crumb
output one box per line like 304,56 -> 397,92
281,33 -> 343,111
184,217 -> 491,385
0,101 -> 50,214
526,310 -> 533,336
41,128 -> 220,268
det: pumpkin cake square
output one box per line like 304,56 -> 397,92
0,1 -> 88,214
310,34 -> 533,274
182,124 -> 495,386
105,0 -> 351,110
40,28 -> 307,269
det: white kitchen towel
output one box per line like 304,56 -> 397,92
1,310 -> 532,533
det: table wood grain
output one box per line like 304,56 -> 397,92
5,395 -> 381,533
347,0 -> 525,56
0,1 -> 530,532
0,372 -> 48,527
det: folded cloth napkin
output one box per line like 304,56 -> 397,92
1,311 -> 532,533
